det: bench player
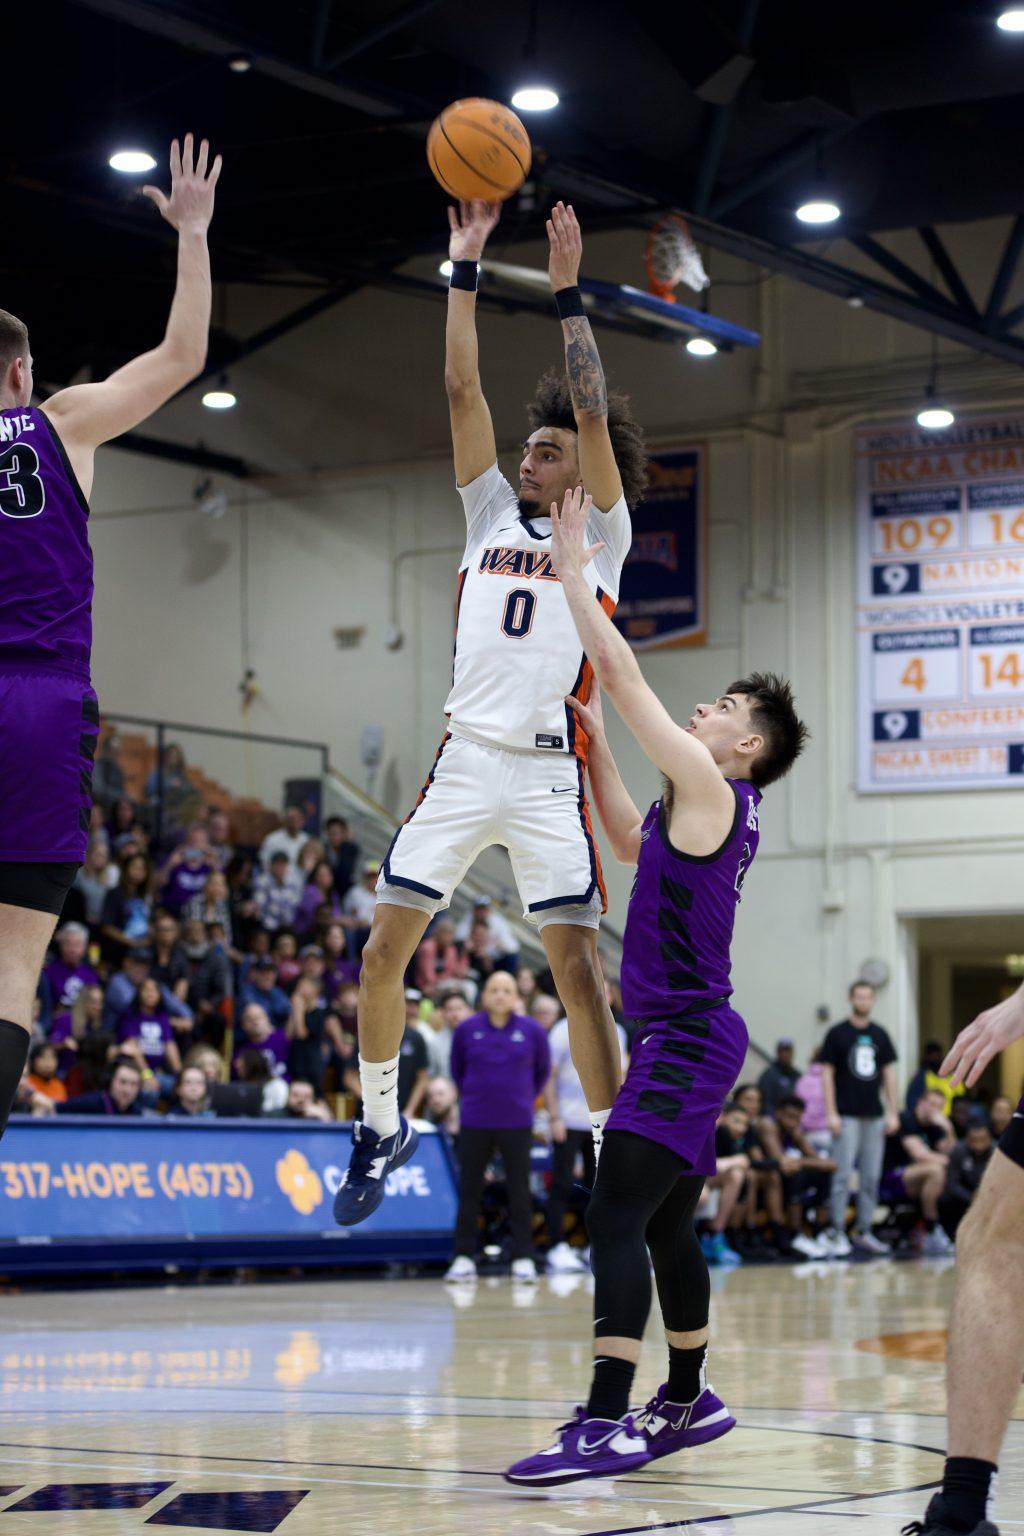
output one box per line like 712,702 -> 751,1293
334,201 -> 647,1224
507,487 -> 807,1483
905,982 -> 1024,1536
0,136 -> 221,1143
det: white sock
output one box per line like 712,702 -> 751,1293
359,1054 -> 400,1139
590,1108 -> 612,1160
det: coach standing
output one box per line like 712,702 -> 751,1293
447,971 -> 550,1283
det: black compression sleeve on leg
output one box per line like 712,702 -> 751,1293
0,1019 -> 31,1142
587,1130 -> 689,1340
646,1173 -> 710,1335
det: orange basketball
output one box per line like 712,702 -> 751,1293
426,98 -> 532,202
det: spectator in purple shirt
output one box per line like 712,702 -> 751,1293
158,825 -> 215,916
294,860 -> 344,937
232,1002 -> 290,1081
117,978 -> 182,1077
41,923 -> 100,1028
447,971 -> 551,1282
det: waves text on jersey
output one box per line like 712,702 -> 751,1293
479,546 -> 560,581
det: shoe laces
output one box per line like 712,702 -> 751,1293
345,1124 -> 382,1180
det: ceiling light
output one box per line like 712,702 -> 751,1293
202,386 -> 237,411
796,199 -> 841,225
511,86 -> 559,111
996,9 -> 1024,31
686,335 -> 718,357
109,150 -> 157,174
917,404 -> 954,430
228,53 -> 252,71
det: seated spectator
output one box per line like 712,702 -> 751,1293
254,851 -> 304,934
240,956 -> 292,1028
226,853 -> 259,952
794,1049 -> 832,1154
727,1083 -> 781,1257
455,896 -> 518,970
232,1002 -> 290,1081
117,977 -> 183,1078
184,1042 -> 227,1087
341,860 -> 379,957
151,912 -> 190,1004
333,979 -> 360,1035
324,815 -> 360,897
182,868 -> 233,943
415,918 -> 471,997
73,837 -> 120,929
157,824 -> 215,917
259,804 -> 309,874
100,852 -> 154,965
950,1095 -> 984,1140
758,1038 -> 801,1116
990,1095 -> 1015,1138
205,808 -> 235,871
92,726 -> 126,812
425,1075 -> 460,1137
57,1056 -> 145,1116
181,919 -> 232,1045
41,922 -> 100,1029
273,1079 -> 333,1122
905,1039 -> 966,1118
940,1121 -> 995,1237
756,1095 -> 838,1259
50,982 -> 106,1077
103,948 -> 193,1035
272,931 -> 301,988
63,1027 -> 117,1099
165,1064 -> 215,1119
287,976 -> 329,1092
295,860 -> 343,937
296,944 -> 328,1001
464,915 -> 500,986
145,741 -> 199,831
234,1046 -> 288,1113
882,1087 -> 957,1256
703,1101 -> 752,1266
322,921 -> 359,998
25,1042 -> 67,1103
107,794 -> 140,846
530,994 -> 560,1031
516,965 -> 539,1015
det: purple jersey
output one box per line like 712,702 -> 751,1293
620,781 -> 761,1022
0,407 -> 92,678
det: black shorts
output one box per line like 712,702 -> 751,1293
0,861 -> 81,916
999,1098 -> 1024,1171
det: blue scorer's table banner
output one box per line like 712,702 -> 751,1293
613,445 -> 706,651
0,1118 -> 457,1274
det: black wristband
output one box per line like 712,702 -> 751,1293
449,259 -> 479,292
554,284 -> 586,319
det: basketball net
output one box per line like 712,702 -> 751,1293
645,215 -> 709,302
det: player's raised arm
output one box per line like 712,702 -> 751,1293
550,487 -> 734,812
566,683 -> 644,864
444,200 -> 500,486
547,203 -> 622,513
42,134 -> 221,492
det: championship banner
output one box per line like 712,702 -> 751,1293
614,445 -> 706,650
0,1118 -> 457,1272
856,411 -> 1024,792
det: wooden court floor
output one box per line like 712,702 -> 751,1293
0,1260 -> 1021,1534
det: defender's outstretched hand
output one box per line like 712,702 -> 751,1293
550,485 -> 602,579
547,201 -> 582,290
941,981 -> 1024,1088
143,134 -> 222,231
567,678 -> 605,740
448,199 -> 501,262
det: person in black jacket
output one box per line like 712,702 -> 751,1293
940,1122 -> 995,1237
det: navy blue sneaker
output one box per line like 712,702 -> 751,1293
333,1117 -> 419,1226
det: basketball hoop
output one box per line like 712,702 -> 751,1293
645,215 -> 709,302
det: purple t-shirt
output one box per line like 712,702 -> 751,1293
161,858 -> 214,915
0,407 -> 93,677
233,1029 -> 290,1081
44,958 -> 99,1017
117,1009 -> 174,1067
449,1012 -> 551,1129
620,782 -> 762,1022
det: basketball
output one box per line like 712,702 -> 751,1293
426,97 -> 532,202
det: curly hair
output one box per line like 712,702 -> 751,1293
527,368 -> 648,509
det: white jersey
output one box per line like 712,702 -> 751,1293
444,463 -> 631,756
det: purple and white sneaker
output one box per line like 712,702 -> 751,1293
504,1407 -> 651,1487
637,1384 -> 736,1462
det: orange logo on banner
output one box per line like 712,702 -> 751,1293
275,1150 -> 323,1215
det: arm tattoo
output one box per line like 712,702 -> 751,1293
563,316 -> 607,419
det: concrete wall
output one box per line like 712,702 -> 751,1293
85,222 -> 1024,1070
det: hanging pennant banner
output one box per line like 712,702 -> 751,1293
614,445 -> 707,651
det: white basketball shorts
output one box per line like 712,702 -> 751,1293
378,730 -> 607,929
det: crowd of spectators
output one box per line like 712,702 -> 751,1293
10,758 -> 1017,1276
